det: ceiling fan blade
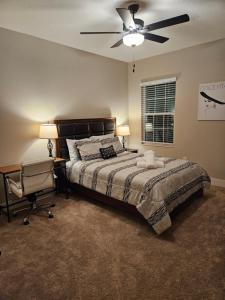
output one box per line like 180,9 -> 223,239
111,39 -> 123,48
144,14 -> 190,31
80,31 -> 122,34
116,8 -> 136,30
143,33 -> 169,43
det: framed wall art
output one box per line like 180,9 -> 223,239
198,81 -> 225,120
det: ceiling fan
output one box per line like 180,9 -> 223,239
80,4 -> 190,48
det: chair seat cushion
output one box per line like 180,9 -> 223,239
9,180 -> 23,198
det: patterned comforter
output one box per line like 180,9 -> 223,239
67,152 -> 210,234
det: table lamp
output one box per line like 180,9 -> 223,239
117,125 -> 130,149
39,124 -> 58,157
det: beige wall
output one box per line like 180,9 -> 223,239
128,38 -> 225,180
0,28 -> 128,165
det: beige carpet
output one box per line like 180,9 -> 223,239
0,186 -> 224,300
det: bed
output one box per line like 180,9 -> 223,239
55,117 -> 210,234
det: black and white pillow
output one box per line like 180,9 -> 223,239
75,140 -> 102,161
101,136 -> 125,154
66,138 -> 90,161
100,145 -> 117,159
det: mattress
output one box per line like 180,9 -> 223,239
67,152 -> 210,234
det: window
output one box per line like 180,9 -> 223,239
141,78 -> 176,144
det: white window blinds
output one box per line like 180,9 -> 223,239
141,78 -> 176,144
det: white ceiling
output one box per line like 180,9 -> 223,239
0,0 -> 225,62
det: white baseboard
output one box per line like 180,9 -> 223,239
211,177 -> 225,188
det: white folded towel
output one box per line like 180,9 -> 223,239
144,150 -> 155,158
154,160 -> 165,168
136,157 -> 147,168
136,156 -> 164,169
143,150 -> 155,164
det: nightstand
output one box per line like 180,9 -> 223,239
54,158 -> 68,197
125,148 -> 138,153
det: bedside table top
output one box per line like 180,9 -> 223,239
54,157 -> 66,163
125,148 -> 138,153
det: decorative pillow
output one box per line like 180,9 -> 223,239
75,140 -> 102,161
100,145 -> 117,159
66,138 -> 90,161
101,136 -> 125,154
90,133 -> 114,141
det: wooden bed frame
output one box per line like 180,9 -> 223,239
54,117 -> 203,220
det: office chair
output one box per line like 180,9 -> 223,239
7,158 -> 55,225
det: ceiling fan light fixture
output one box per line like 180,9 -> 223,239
123,32 -> 144,47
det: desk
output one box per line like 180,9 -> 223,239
0,158 -> 66,222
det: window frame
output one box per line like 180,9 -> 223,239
141,77 -> 176,146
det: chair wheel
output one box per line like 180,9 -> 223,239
23,218 -> 29,225
48,212 -> 54,219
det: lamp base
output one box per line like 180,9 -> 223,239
47,139 -> 53,157
122,136 -> 126,149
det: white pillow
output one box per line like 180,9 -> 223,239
66,138 -> 90,161
101,136 -> 125,154
76,140 -> 102,161
90,133 -> 114,141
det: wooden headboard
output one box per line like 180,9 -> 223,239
54,117 -> 116,159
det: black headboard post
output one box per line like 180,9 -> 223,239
54,117 -> 116,159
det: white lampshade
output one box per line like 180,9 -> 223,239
123,33 -> 144,47
39,124 -> 58,139
117,125 -> 130,136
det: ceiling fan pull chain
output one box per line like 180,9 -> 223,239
132,46 -> 136,73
